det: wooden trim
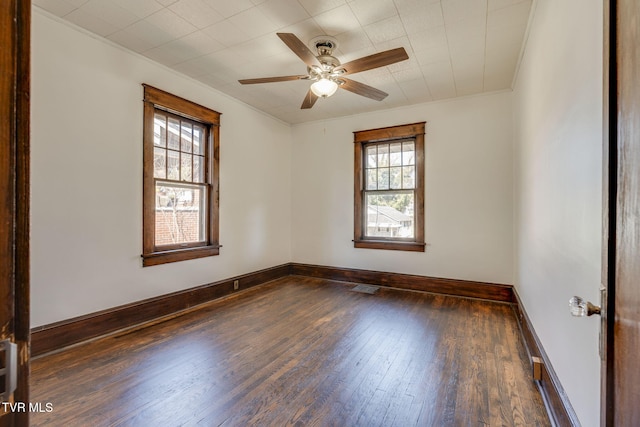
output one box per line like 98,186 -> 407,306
512,289 -> 581,426
353,121 -> 426,142
354,141 -> 364,240
142,101 -> 156,255
14,2 -> 30,421
290,263 -> 514,302
353,122 -> 426,252
31,262 -> 517,356
142,245 -> 221,267
31,263 -> 513,356
414,130 -> 425,244
31,264 -> 291,357
0,0 -> 30,424
601,1 -> 616,426
142,85 -> 221,266
142,84 -> 221,125
210,122 -> 220,252
353,240 -> 425,252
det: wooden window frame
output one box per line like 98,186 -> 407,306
142,84 -> 221,266
353,122 -> 426,252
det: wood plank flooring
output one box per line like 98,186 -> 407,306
30,276 -> 550,426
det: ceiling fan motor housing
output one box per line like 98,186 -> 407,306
317,54 -> 340,70
310,36 -> 342,71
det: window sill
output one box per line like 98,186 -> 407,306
353,240 -> 425,252
142,244 -> 221,267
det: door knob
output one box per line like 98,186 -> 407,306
569,296 -> 601,317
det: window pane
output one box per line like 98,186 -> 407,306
168,118 -> 180,150
378,144 -> 389,167
402,166 -> 415,188
390,166 -> 402,189
181,153 -> 192,181
366,146 -> 377,168
167,150 -> 180,180
365,192 -> 414,238
154,148 -> 166,179
155,183 -> 206,246
378,168 -> 389,190
193,156 -> 204,183
366,169 -> 377,190
144,87 -> 221,265
193,125 -> 205,155
181,122 -> 192,153
390,142 -> 402,166
154,114 -> 166,147
402,141 -> 415,165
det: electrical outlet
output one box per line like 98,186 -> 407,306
233,280 -> 239,290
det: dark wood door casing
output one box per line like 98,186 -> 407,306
601,0 -> 615,424
0,0 -> 30,426
602,0 -> 640,425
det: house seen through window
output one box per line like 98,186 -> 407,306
364,139 -> 416,238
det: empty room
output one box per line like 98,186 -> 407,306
2,0 -> 638,426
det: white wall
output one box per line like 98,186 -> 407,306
291,92 -> 514,285
513,0 -> 603,425
31,10 -> 292,327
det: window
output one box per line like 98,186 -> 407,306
353,122 -> 425,252
142,85 -> 220,266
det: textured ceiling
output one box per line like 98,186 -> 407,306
33,0 -> 533,124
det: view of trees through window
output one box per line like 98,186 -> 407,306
364,140 -> 416,239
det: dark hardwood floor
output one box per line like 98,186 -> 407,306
30,276 -> 550,426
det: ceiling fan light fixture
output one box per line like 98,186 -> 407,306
310,78 -> 339,98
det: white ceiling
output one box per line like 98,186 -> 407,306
33,0 -> 533,124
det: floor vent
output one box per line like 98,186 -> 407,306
351,284 -> 379,295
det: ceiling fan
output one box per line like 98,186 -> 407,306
238,33 -> 409,109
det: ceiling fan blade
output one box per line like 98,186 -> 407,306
337,47 -> 409,75
238,75 -> 307,84
340,78 -> 388,101
301,89 -> 318,109
277,33 -> 321,68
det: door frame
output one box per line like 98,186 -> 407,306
601,0 -> 640,425
0,0 -> 30,426
601,1 -> 614,426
